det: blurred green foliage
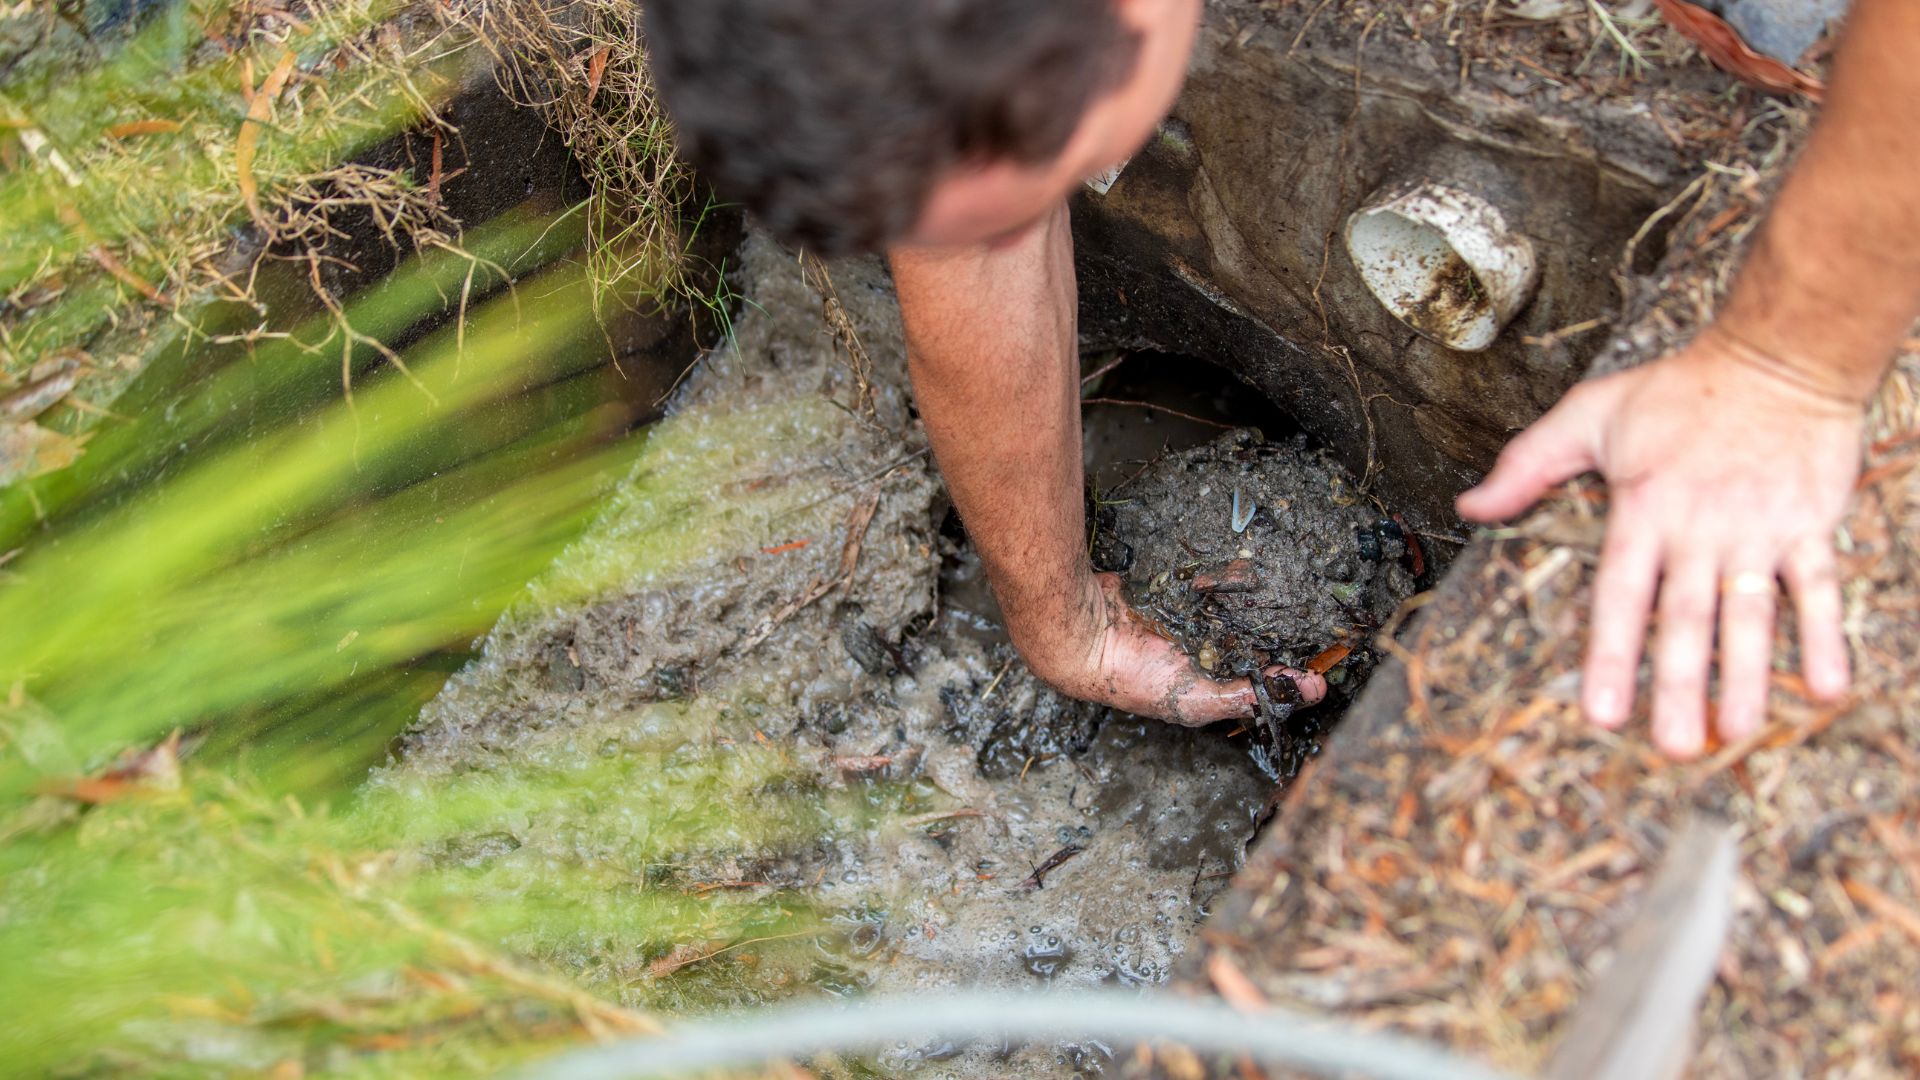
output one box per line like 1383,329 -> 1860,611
0,2 -> 849,1075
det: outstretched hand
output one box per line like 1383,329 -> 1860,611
1023,571 -> 1328,727
1457,332 -> 1862,758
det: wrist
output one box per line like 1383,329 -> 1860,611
994,562 -> 1111,690
1711,221 -> 1907,408
1694,323 -> 1880,413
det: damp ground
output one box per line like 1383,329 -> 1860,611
1100,430 -> 1421,781
375,233 -> 1412,1078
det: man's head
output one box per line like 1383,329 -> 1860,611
643,0 -> 1201,255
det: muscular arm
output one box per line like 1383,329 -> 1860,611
889,202 -> 1324,724
1715,0 -> 1920,398
1460,0 -> 1920,757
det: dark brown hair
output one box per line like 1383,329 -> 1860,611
643,0 -> 1142,256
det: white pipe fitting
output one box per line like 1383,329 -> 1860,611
1345,182 -> 1538,352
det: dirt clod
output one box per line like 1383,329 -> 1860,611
1104,429 -> 1418,774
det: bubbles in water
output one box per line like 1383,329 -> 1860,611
1020,937 -> 1073,979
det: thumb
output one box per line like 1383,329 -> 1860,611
1457,385 -> 1606,522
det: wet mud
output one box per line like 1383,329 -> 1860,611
380,232 -> 1408,1078
1100,431 -> 1420,779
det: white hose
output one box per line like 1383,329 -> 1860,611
525,990 -> 1519,1080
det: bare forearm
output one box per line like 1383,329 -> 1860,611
1717,0 -> 1920,402
889,205 -> 1096,670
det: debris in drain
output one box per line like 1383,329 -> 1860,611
939,666 -> 1102,780
1020,843 -> 1086,891
1020,931 -> 1075,978
1100,429 -> 1420,777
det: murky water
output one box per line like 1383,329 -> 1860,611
379,232 -> 1387,1077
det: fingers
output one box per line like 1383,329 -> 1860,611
1783,537 -> 1851,701
1168,675 -> 1263,726
1590,533 -> 1848,757
1714,560 -> 1778,742
1262,666 -> 1329,706
1583,516 -> 1660,729
1650,553 -> 1718,759
1168,666 -> 1328,727
1456,389 -> 1604,523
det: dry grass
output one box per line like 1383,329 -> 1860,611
0,0 -> 480,485
447,0 -> 703,318
2,0 -> 724,491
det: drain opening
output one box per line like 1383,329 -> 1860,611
940,349 -> 1421,790
1345,181 -> 1539,353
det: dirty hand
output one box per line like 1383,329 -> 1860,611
1025,570 -> 1328,726
1455,332 -> 1861,758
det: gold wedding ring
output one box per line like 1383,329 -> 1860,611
1721,571 -> 1776,597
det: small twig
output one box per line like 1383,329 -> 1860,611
1081,398 -> 1232,430
651,930 -> 821,979
831,745 -> 921,775
1289,0 -> 1336,54
1521,317 -> 1609,348
86,246 -> 172,307
978,656 -> 1017,704
1207,951 -> 1271,1013
895,808 -> 985,829
1586,0 -> 1651,75
777,448 -> 929,523
1840,877 -> 1920,951
238,49 -> 299,228
733,490 -> 881,657
1617,172 -> 1711,297
381,901 -> 660,1039
1020,844 -> 1085,890
1080,352 -> 1131,389
698,929 -> 818,962
800,252 -> 876,420
833,489 -> 881,599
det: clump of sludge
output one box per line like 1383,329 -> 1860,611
1096,429 -> 1419,777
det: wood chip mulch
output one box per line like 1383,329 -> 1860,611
1184,16 -> 1920,1075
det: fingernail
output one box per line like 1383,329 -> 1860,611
1811,666 -> 1850,701
1654,707 -> 1706,759
1585,685 -> 1623,727
1300,673 -> 1328,703
1661,725 -> 1705,761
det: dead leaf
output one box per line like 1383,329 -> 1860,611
1,362 -> 81,422
1305,644 -> 1353,674
647,941 -> 724,979
37,729 -> 182,804
238,50 -> 299,226
585,46 -> 610,105
105,119 -> 183,139
0,422 -> 91,485
1654,0 -> 1824,100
